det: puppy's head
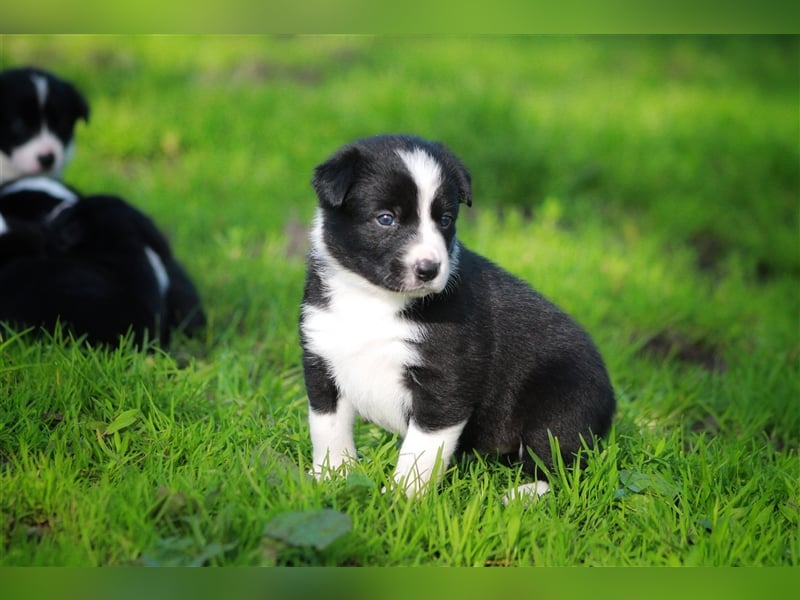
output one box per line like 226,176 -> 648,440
0,67 -> 90,184
311,134 -> 472,297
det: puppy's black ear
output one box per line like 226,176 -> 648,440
56,77 -> 90,123
311,146 -> 360,209
437,143 -> 473,207
69,83 -> 90,123
454,161 -> 473,207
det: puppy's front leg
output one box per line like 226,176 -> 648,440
308,401 -> 357,478
303,352 -> 357,478
393,419 -> 466,497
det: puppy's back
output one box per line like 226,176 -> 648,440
411,243 -> 615,470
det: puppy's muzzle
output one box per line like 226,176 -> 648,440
414,259 -> 440,282
38,152 -> 56,169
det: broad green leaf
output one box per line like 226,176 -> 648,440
619,469 -> 680,499
263,509 -> 352,551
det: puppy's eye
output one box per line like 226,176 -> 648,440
438,214 -> 454,228
376,213 -> 395,226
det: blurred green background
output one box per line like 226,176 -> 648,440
3,35 -> 796,270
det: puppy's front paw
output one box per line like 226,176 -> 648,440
309,450 -> 356,481
391,469 -> 434,498
308,466 -> 327,480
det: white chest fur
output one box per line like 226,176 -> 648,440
302,260 -> 424,436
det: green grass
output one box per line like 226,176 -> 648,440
0,35 -> 798,566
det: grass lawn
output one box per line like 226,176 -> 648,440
0,35 -> 797,566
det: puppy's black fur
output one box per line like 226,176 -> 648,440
301,135 -> 615,488
0,67 -> 89,184
0,179 -> 205,346
0,179 -> 75,263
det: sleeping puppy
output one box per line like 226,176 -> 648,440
0,177 -> 205,346
300,134 -> 615,500
0,67 -> 89,184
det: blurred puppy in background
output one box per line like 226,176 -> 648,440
0,66 -> 89,184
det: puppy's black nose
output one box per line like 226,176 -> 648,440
414,259 -> 440,282
38,153 -> 55,169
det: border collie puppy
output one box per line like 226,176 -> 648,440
0,67 -> 89,184
300,134 -> 615,500
0,177 -> 205,346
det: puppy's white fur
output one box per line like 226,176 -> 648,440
144,246 -> 170,298
32,74 -> 48,107
0,130 -> 72,182
308,402 -> 357,475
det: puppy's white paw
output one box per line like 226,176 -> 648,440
392,471 -> 434,498
501,481 -> 550,506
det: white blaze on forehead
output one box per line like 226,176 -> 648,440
395,146 -> 451,293
395,147 -> 442,211
31,74 -> 49,108
0,214 -> 9,235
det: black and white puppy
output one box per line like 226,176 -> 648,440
0,67 -> 89,184
0,177 -> 205,346
300,134 -> 615,500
